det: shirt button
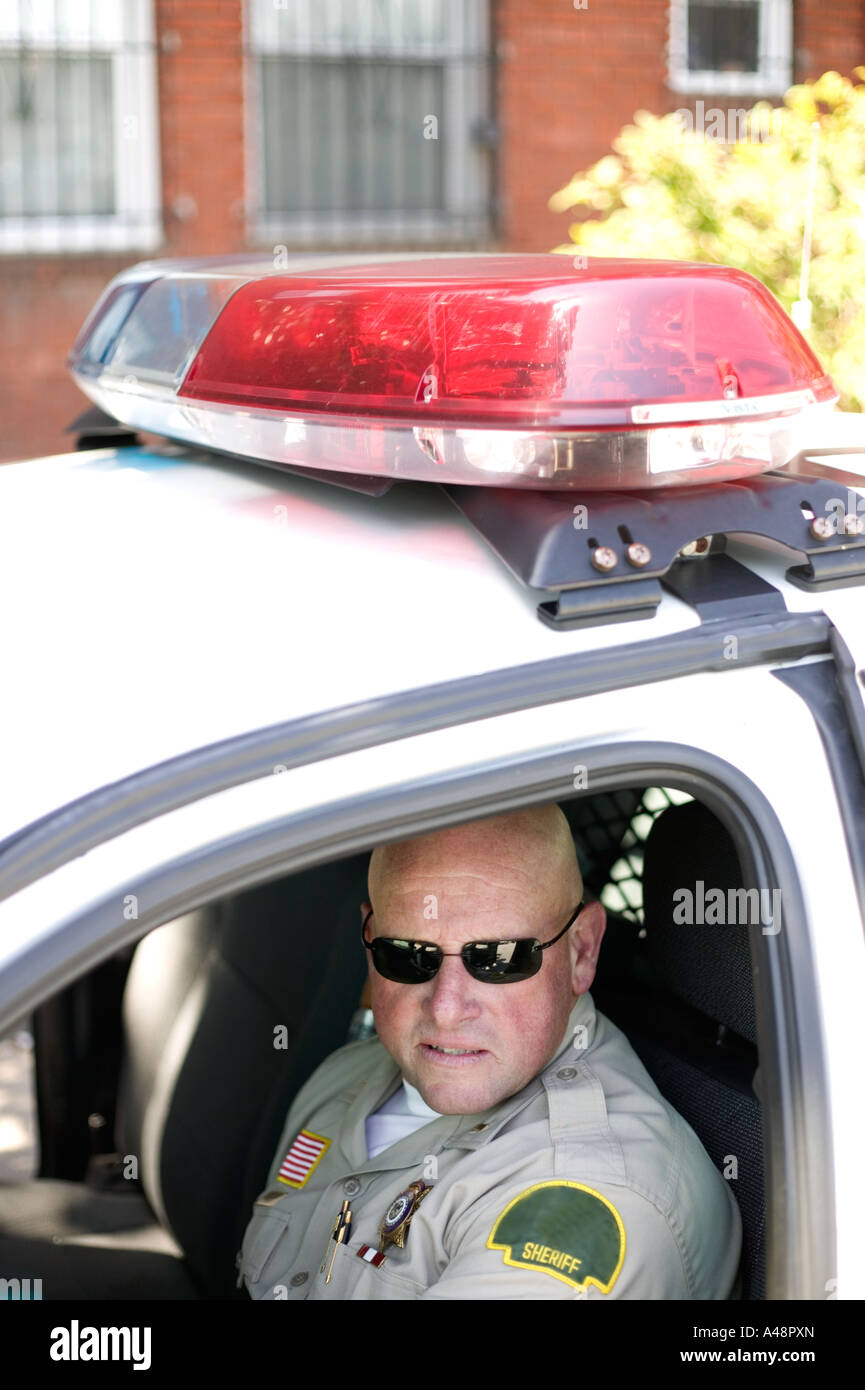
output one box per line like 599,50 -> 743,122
470,1123 -> 488,1132
556,1067 -> 578,1080
343,1177 -> 362,1196
290,1272 -> 308,1287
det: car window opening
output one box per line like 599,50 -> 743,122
2,786 -> 770,1301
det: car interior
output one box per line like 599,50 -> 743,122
0,789 -> 763,1300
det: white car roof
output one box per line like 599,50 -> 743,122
0,442 -> 693,839
1,438 -> 863,843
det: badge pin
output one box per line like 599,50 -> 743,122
355,1179 -> 432,1268
378,1179 -> 431,1255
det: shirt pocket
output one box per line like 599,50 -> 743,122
310,1235 -> 427,1300
239,1198 -> 293,1295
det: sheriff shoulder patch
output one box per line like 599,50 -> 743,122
277,1130 -> 330,1188
487,1181 -> 626,1293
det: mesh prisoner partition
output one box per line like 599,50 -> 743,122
564,787 -> 694,921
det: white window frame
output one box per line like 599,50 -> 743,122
0,0 -> 161,254
244,0 -> 492,247
668,0 -> 793,96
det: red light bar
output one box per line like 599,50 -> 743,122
69,255 -> 838,489
178,257 -> 832,428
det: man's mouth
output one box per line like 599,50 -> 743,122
419,1043 -> 489,1064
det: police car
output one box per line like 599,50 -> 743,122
0,253 -> 863,1305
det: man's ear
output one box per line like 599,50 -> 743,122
360,901 -> 374,983
358,906 -> 375,1006
569,900 -> 606,995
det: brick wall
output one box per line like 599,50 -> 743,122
0,256 -> 133,465
0,0 -> 246,466
796,0 -> 865,81
157,0 -> 246,256
496,0 -> 671,252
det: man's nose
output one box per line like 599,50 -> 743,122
425,954 -> 482,1024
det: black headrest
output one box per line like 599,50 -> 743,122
641,801 -> 756,1044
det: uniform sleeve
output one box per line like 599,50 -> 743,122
417,1176 -> 698,1301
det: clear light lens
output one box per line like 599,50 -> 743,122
649,418 -> 777,477
65,396 -> 824,490
105,275 -> 241,387
69,269 -> 251,387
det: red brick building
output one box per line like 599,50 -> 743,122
1,0 -> 862,463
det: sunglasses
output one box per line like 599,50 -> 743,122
361,901 -> 584,985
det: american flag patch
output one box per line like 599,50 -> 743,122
277,1129 -> 330,1188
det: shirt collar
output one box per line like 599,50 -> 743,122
441,991 -> 598,1150
402,1079 -> 442,1118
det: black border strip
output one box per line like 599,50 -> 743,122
772,644 -> 865,926
829,625 -> 865,789
0,611 -> 829,906
0,743 -> 832,1300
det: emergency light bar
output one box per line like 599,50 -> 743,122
68,254 -> 837,490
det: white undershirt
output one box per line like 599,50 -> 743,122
365,1080 -> 442,1159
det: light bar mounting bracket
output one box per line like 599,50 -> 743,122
444,472 -> 865,630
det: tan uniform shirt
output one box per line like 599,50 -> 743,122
239,992 -> 742,1300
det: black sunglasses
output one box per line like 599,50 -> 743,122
361,901 -> 584,985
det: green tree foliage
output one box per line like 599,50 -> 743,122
549,71 -> 865,409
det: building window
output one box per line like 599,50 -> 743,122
246,0 -> 494,246
0,0 -> 160,254
668,0 -> 792,95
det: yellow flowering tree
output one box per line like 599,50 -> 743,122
549,71 -> 865,410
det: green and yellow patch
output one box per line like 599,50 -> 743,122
487,1181 -> 626,1293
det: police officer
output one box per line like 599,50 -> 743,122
239,805 -> 741,1299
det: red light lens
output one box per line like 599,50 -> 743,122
178,256 -> 834,428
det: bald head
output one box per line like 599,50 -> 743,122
368,804 -> 583,926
